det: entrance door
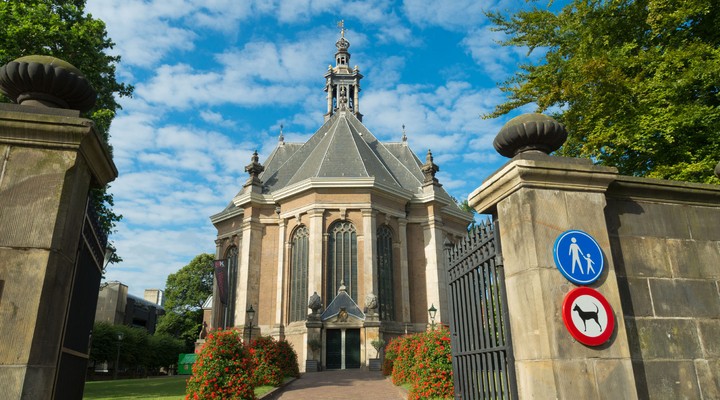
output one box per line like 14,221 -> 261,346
325,328 -> 361,369
345,329 -> 361,368
326,329 -> 342,369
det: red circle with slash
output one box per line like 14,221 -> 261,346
562,287 -> 615,346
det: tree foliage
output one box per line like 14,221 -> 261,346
486,0 -> 720,183
156,253 -> 215,351
90,322 -> 184,375
0,0 -> 133,240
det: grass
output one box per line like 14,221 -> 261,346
83,375 -> 291,399
83,376 -> 187,400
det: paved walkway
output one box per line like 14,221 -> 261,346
270,369 -> 406,400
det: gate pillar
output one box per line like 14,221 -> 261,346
469,153 -> 637,399
0,58 -> 117,399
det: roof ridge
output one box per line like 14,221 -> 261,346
341,114 -> 370,177
347,114 -> 419,187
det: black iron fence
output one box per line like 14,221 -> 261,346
53,198 -> 107,399
445,219 -> 517,399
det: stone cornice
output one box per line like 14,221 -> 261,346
272,177 -> 414,202
209,205 -> 244,224
469,155 -> 618,214
0,105 -> 117,186
232,191 -> 276,208
607,175 -> 720,206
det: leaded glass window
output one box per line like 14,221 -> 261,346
289,225 -> 309,323
326,221 -> 358,301
225,246 -> 238,327
377,225 -> 395,320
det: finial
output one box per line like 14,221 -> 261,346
421,149 -> 440,186
0,55 -> 96,111
279,124 -> 284,144
335,20 -> 350,52
338,20 -> 346,38
244,150 -> 265,188
401,124 -> 407,143
493,113 -> 567,158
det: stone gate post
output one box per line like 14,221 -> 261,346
0,56 -> 117,399
468,114 -> 637,399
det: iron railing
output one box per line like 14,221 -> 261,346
445,219 -> 517,399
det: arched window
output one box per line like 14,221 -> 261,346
289,226 -> 309,323
327,221 -> 358,301
225,246 -> 238,327
377,225 -> 395,320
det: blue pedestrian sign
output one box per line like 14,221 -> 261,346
553,230 -> 604,285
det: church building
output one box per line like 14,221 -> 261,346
209,27 -> 472,371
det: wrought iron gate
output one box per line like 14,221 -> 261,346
445,219 -> 517,399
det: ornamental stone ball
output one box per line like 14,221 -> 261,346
0,55 -> 97,112
493,113 -> 568,158
715,161 -> 720,179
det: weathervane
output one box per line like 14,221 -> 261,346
337,20 -> 347,37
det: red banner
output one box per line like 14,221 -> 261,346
214,259 -> 228,305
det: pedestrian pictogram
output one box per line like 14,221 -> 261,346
553,230 -> 604,285
562,287 -> 615,346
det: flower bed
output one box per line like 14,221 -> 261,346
384,328 -> 454,400
186,330 -> 299,400
186,329 -> 256,400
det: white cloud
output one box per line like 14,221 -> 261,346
201,110 -> 237,127
402,0 -> 492,29
105,224 -> 215,296
86,0 -> 197,68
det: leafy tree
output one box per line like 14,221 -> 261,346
145,333 -> 185,372
0,0 -> 133,244
89,322 -> 184,376
485,0 -> 720,184
156,253 -> 215,351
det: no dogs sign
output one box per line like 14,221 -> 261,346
562,287 -> 615,346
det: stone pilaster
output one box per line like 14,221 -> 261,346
398,218 -> 411,322
362,209 -> 378,300
236,212 -> 262,327
307,209 -> 324,297
422,214 -> 446,323
468,154 -> 637,399
274,218 -> 287,328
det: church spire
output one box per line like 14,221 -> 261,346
324,20 -> 363,122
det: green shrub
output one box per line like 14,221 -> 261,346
185,329 -> 256,400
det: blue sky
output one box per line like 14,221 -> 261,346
85,0 -> 557,297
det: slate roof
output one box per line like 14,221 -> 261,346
320,287 -> 365,322
210,110 -> 463,223
258,110 -> 449,199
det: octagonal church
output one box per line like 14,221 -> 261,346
209,28 -> 472,371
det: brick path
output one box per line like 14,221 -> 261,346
268,369 -> 405,400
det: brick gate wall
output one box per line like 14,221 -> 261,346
606,176 -> 720,400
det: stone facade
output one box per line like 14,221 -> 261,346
469,153 -> 720,399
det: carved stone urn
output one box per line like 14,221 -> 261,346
0,55 -> 96,111
493,113 -> 567,158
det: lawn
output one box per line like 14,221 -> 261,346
83,376 -> 281,399
83,376 -> 187,400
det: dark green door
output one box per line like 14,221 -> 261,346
345,329 -> 361,368
326,329 -> 342,369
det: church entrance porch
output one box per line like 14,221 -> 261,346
326,328 -> 361,369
